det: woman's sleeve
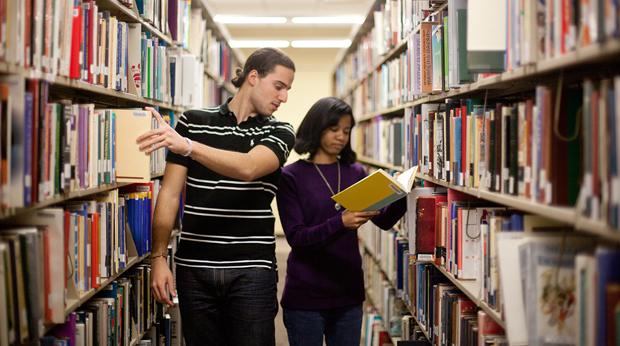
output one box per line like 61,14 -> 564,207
371,196 -> 408,230
277,170 -> 348,251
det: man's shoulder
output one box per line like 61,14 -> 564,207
183,106 -> 222,119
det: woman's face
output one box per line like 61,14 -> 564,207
318,114 -> 352,157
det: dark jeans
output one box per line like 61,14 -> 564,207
283,303 -> 363,346
176,265 -> 278,346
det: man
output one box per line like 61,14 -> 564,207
137,47 -> 296,346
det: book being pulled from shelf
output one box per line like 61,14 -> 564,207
332,165 -> 418,211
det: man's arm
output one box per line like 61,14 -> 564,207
150,162 -> 187,307
137,107 -> 280,181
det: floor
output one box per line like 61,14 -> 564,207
275,235 -> 292,345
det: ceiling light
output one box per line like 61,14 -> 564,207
291,17 -> 364,24
291,40 -> 352,48
214,15 -> 287,24
229,40 -> 290,48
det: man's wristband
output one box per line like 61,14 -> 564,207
150,252 -> 168,260
182,137 -> 193,157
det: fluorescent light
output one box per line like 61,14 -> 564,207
230,40 -> 290,48
291,17 -> 364,24
214,15 -> 287,24
291,40 -> 352,48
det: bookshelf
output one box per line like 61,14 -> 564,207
0,0 -> 240,345
337,0 -> 620,345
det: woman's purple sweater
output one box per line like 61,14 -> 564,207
276,160 -> 407,310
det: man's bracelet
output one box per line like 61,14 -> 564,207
150,252 -> 168,260
182,137 -> 193,157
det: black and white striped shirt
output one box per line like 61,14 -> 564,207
167,99 -> 295,269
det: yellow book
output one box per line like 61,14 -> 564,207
332,165 -> 419,211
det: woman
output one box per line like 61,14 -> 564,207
277,97 -> 407,346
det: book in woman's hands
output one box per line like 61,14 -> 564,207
332,165 -> 419,211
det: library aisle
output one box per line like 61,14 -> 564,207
275,236 -> 292,346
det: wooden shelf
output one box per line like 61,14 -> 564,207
357,155 -> 404,172
205,68 -> 237,95
0,62 -> 186,112
130,331 -> 149,346
96,0 -> 174,46
65,253 -> 150,316
0,182 -> 133,221
417,173 -> 620,243
407,309 -> 433,342
434,266 -> 505,329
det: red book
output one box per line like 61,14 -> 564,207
63,210 -> 71,294
24,0 -> 32,68
69,6 -> 83,79
416,196 -> 437,258
477,310 -> 505,345
525,99 -> 533,199
90,213 -> 100,288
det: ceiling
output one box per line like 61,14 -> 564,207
206,0 -> 375,46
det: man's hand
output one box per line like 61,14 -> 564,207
342,210 -> 380,229
150,257 -> 177,307
137,107 -> 190,155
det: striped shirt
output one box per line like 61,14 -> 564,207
167,99 -> 295,269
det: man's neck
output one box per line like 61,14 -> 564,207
227,91 -> 259,125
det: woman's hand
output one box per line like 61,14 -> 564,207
137,107 -> 190,155
342,210 -> 380,229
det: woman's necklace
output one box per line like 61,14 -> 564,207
313,160 -> 341,210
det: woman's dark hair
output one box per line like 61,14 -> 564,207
231,47 -> 296,88
294,97 -> 357,165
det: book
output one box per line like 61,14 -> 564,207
113,109 -> 151,183
332,165 -> 418,211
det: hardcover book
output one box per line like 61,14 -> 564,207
332,165 -> 418,211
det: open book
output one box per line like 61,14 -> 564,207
332,165 -> 419,211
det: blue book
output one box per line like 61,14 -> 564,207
453,117 -> 462,186
118,199 -> 125,269
23,92 -> 33,205
109,111 -> 115,184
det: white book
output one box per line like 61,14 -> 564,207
60,0 -> 74,77
127,23 -> 143,97
574,253 -> 597,346
90,3 -> 99,83
181,54 -> 196,107
32,0 -> 45,71
86,104 -> 97,188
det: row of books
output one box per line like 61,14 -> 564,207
0,0 -> 233,108
0,182 -> 159,344
0,76 -> 171,210
398,78 -> 619,228
335,0 -> 447,94
362,254 -> 403,346
336,0 -> 619,98
360,184 -> 620,346
41,264 -> 172,346
352,117 -> 405,167
361,232 -> 509,346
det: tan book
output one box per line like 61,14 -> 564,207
114,109 -> 151,183
420,22 -> 438,94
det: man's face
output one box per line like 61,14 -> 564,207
250,65 -> 295,117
